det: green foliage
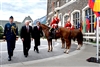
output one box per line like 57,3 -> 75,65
0,26 -> 3,39
0,26 -> 3,33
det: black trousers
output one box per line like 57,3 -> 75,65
23,39 -> 31,55
7,40 -> 16,58
34,38 -> 40,52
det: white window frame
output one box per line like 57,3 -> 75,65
66,0 -> 69,2
66,0 -> 76,3
63,13 -> 70,27
82,5 -> 95,33
58,13 -> 62,26
47,17 -> 50,23
57,1 -> 59,7
71,10 -> 80,26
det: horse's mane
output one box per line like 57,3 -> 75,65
41,24 -> 50,29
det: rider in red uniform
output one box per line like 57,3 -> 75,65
71,25 -> 75,30
64,17 -> 75,30
64,18 -> 72,30
50,15 -> 60,29
64,21 -> 71,29
49,12 -> 60,39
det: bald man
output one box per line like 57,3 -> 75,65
20,20 -> 32,57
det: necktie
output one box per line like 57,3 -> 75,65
26,26 -> 29,32
37,26 -> 39,30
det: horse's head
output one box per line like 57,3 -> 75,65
40,23 -> 49,30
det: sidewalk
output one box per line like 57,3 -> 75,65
2,43 -> 100,67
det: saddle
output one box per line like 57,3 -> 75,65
49,27 -> 59,39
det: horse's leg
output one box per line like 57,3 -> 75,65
76,39 -> 82,50
61,38 -> 65,48
48,40 -> 51,52
77,32 -> 83,50
64,39 -> 71,54
51,40 -> 53,52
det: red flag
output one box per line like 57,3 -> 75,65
94,12 -> 100,17
86,18 -> 90,31
88,0 -> 94,10
88,0 -> 100,17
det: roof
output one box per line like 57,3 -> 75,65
33,16 -> 47,25
22,16 -> 33,23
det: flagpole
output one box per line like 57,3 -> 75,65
96,17 -> 99,62
88,30 -> 89,44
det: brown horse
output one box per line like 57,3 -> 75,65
70,29 -> 83,50
60,28 -> 83,50
40,24 -> 72,53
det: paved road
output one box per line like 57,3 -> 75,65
0,38 -> 77,65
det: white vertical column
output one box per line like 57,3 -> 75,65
96,17 -> 99,62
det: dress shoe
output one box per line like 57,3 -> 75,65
25,55 -> 27,57
25,55 -> 28,58
11,53 -> 13,57
8,58 -> 11,61
37,51 -> 39,53
34,48 -> 36,51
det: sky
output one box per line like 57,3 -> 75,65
0,0 -> 47,22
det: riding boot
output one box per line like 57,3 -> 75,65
49,28 -> 53,39
48,32 -> 52,39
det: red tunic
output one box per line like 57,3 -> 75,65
50,17 -> 60,28
64,21 -> 72,29
71,25 -> 75,30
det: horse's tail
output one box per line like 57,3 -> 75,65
79,30 -> 83,44
80,31 -> 83,41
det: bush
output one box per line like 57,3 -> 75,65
0,33 -> 3,39
0,26 -> 3,33
0,26 -> 3,39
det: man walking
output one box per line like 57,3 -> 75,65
20,20 -> 32,57
32,21 -> 43,53
3,16 -> 19,61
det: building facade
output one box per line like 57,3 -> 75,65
47,0 -> 96,34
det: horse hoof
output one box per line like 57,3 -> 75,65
66,52 -> 69,54
48,50 -> 50,52
64,51 -> 66,53
77,48 -> 80,50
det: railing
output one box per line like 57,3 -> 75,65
83,33 -> 100,39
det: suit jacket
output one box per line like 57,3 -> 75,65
20,25 -> 32,41
32,26 -> 43,39
3,22 -> 18,41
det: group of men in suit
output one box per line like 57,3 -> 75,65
3,16 -> 43,61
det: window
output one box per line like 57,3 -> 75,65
66,0 -> 71,3
57,1 -> 59,7
64,15 -> 69,23
73,12 -> 80,28
59,14 -> 62,21
58,13 -> 62,26
47,17 -> 51,24
84,8 -> 94,33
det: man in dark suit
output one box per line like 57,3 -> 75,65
32,21 -> 43,53
3,16 -> 19,61
20,20 -> 32,57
